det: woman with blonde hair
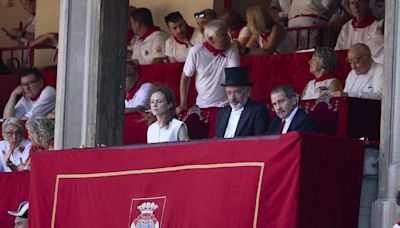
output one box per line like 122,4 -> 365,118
245,6 -> 294,55
147,87 -> 189,143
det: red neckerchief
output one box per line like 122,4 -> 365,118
128,29 -> 134,43
203,42 -> 226,57
315,72 -> 335,83
30,83 -> 47,101
351,12 -> 376,29
125,80 -> 140,101
139,26 -> 160,41
173,25 -> 195,47
230,24 -> 246,39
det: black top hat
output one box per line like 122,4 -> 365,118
221,67 -> 253,87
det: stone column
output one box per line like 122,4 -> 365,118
54,0 -> 127,149
371,0 -> 400,226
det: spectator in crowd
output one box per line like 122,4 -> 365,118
362,21 -> 384,64
127,6 -> 138,59
8,201 -> 29,228
3,0 -> 36,46
301,47 -> 343,100
125,61 -> 153,113
215,67 -> 269,138
245,6 -> 294,55
3,68 -> 56,120
147,87 -> 189,143
0,117 -> 32,172
194,8 -> 217,35
130,8 -> 168,65
176,20 -> 240,114
164,11 -> 203,63
267,85 -> 317,134
21,116 -> 54,170
218,9 -> 252,47
332,43 -> 382,99
274,0 -> 342,49
335,0 -> 383,50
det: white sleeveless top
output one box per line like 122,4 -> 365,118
147,118 -> 184,144
302,78 -> 336,100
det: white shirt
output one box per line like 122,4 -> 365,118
132,30 -> 168,65
302,78 -> 337,100
282,107 -> 299,134
125,82 -> 153,109
335,19 -> 383,50
147,118 -> 185,143
183,43 -> 240,108
223,107 -> 244,138
165,28 -> 203,62
343,62 -> 382,100
15,85 -> 56,118
0,139 -> 32,172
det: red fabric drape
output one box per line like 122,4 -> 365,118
27,133 -> 364,228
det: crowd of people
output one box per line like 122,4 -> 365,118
0,0 -> 395,226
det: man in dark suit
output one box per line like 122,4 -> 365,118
215,67 -> 269,138
267,85 -> 317,135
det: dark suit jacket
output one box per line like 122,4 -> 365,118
266,108 -> 317,135
215,99 -> 269,138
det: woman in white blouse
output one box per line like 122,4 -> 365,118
301,47 -> 343,100
0,117 -> 32,172
147,87 -> 189,143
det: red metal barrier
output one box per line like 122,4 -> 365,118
0,45 -> 56,69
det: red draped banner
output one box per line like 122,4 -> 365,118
28,133 -> 364,228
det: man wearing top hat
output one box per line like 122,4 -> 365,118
8,201 -> 29,228
215,67 -> 269,138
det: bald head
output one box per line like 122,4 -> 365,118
347,43 -> 373,75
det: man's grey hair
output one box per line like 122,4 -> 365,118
204,19 -> 228,40
25,116 -> 54,149
313,47 -> 338,73
2,117 -> 24,133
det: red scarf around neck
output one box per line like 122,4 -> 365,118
30,83 -> 46,101
351,12 -> 376,29
203,42 -> 226,57
125,80 -> 140,101
139,26 -> 160,41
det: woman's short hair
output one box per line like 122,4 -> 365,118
2,117 -> 24,133
150,86 -> 177,128
218,9 -> 245,31
313,47 -> 338,73
246,6 -> 274,34
25,116 -> 54,149
204,20 -> 228,41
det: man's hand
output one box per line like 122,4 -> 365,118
176,105 -> 186,116
11,85 -> 24,97
331,91 -> 348,97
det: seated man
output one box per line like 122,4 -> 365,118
164,11 -> 203,63
332,43 -> 382,99
335,0 -> 383,50
8,201 -> 29,228
176,20 -> 240,114
193,8 -> 217,41
215,67 -> 269,138
130,8 -> 168,65
125,61 -> 153,113
3,68 -> 56,120
267,85 -> 317,134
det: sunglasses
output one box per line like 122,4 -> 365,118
194,12 -> 206,18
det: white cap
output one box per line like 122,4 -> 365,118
8,201 -> 29,218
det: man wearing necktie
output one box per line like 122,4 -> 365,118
266,85 -> 317,135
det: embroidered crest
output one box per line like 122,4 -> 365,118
144,50 -> 150,56
18,147 -> 25,153
156,46 -> 163,53
129,196 -> 166,228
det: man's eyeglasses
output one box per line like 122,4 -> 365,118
194,12 -> 206,18
20,80 -> 39,89
4,131 -> 23,137
346,53 -> 370,65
